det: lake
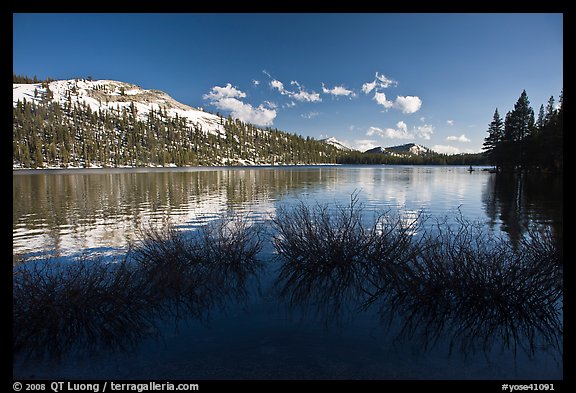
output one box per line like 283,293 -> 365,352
12,165 -> 563,379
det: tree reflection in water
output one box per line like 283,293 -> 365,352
273,200 -> 562,360
272,194 -> 422,322
131,216 -> 263,318
13,256 -> 157,360
377,219 -> 562,359
13,215 -> 263,361
483,172 -> 563,255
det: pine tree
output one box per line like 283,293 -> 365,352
35,141 -> 44,168
536,104 -> 545,132
511,90 -> 534,142
483,108 -> 504,165
544,96 -> 556,127
483,108 -> 504,153
504,90 -> 534,169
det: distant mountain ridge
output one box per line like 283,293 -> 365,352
320,137 -> 355,151
365,143 -> 436,156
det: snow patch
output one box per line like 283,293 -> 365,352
321,136 -> 354,151
13,79 -> 228,138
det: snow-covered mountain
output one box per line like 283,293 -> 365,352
365,143 -> 435,156
13,78 -> 226,137
364,146 -> 387,154
13,78 -> 344,168
320,137 -> 354,151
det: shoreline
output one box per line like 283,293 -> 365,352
12,163 -> 345,174
13,163 -> 499,174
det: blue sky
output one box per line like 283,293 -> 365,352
13,13 -> 563,153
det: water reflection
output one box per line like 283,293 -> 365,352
376,223 -> 562,360
273,201 -> 562,360
13,256 -> 158,360
13,168 -> 329,261
14,167 -> 563,263
13,216 -> 263,361
12,166 -> 563,378
354,166 -> 479,215
272,195 -> 423,323
483,172 -> 563,251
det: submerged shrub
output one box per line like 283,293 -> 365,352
196,214 -> 264,290
13,255 -> 156,360
130,215 -> 263,315
378,217 -> 563,357
271,195 -> 561,357
13,214 -> 263,360
130,223 -> 205,305
272,193 -> 423,317
13,196 -> 561,362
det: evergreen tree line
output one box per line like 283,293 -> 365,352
483,90 -> 563,172
13,74 -> 43,84
13,73 -> 91,85
337,150 -> 488,165
13,97 -> 342,168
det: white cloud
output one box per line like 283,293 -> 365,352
361,72 -> 397,95
367,126 -> 413,140
322,83 -> 356,97
291,89 -> 322,102
396,121 -> 408,133
373,93 -> 422,114
262,69 -> 271,78
270,78 -> 321,102
375,72 -> 398,88
290,80 -> 322,102
283,101 -> 296,108
203,83 -> 246,101
362,80 -> 377,94
432,145 -> 477,155
446,134 -> 471,142
394,95 -> 422,114
373,92 -> 394,109
362,72 -> 422,115
366,127 -> 377,136
419,117 -> 426,122
432,145 -> 461,155
354,139 -> 379,151
416,124 -> 434,140
270,79 -> 289,95
204,84 -> 277,126
446,119 -> 454,126
252,79 -> 260,86
210,98 -> 276,126
301,111 -> 319,119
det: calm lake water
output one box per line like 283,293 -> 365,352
12,165 -> 563,379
